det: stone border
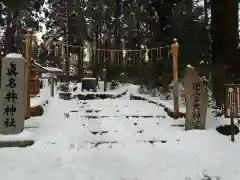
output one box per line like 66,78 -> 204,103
80,139 -> 180,148
74,115 -> 166,119
0,140 -> 34,148
59,90 -> 128,100
130,94 -> 185,119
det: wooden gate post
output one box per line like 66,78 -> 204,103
24,28 -> 34,119
171,38 -> 180,117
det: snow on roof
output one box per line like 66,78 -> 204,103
31,62 -> 63,73
4,53 -> 23,59
33,61 -> 44,68
82,77 -> 96,80
43,67 -> 63,73
187,64 -> 194,68
32,61 -> 48,72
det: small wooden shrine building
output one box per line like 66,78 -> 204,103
30,61 -> 63,96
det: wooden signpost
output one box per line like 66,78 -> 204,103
224,84 -> 240,142
0,54 -> 25,134
184,66 -> 208,130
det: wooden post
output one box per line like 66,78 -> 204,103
171,38 -> 180,117
230,111 -> 235,142
24,28 -> 34,119
51,75 -> 54,97
103,68 -> 107,92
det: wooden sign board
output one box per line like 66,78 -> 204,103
224,84 -> 240,118
184,66 -> 208,130
0,53 -> 25,135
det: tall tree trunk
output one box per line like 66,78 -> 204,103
204,0 -> 209,28
93,23 -> 100,79
211,0 -> 239,107
136,18 -> 141,67
114,0 -> 122,65
224,1 -> 239,77
77,47 -> 83,80
76,0 -> 84,80
4,10 -> 19,55
66,0 -> 74,76
204,0 -> 211,58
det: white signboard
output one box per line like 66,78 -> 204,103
0,53 -> 25,134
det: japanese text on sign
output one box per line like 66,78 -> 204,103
4,62 -> 18,128
192,82 -> 201,129
224,85 -> 240,118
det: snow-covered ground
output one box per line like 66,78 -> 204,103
0,83 -> 240,180
132,87 -> 186,113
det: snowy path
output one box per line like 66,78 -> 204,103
35,94 -> 170,144
1,86 -> 240,180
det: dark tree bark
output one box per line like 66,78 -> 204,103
4,10 -> 19,55
66,0 -> 75,76
211,0 -> 239,106
113,0 -> 122,65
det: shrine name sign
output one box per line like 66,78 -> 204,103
0,53 -> 25,135
184,66 -> 208,130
